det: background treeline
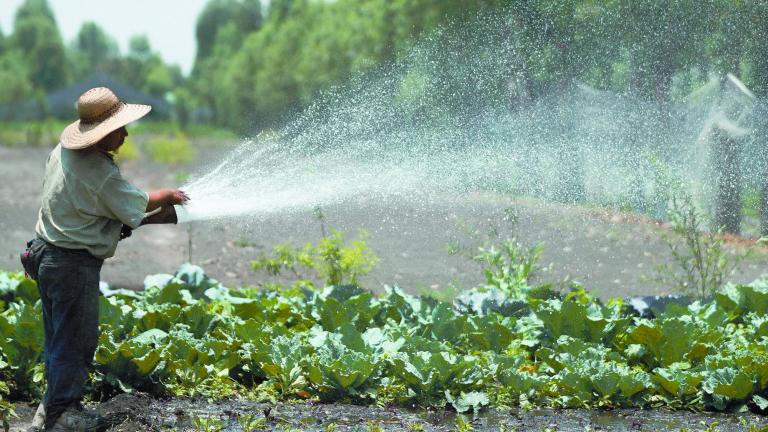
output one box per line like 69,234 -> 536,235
0,0 -> 767,132
0,0 -> 184,118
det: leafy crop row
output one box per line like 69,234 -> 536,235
0,261 -> 767,419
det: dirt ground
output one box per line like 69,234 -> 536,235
7,394 -> 768,431
3,144 -> 768,431
1,144 -> 766,299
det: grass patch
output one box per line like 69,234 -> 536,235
114,136 -> 140,161
130,121 -> 237,141
0,120 -> 68,147
0,120 -> 237,148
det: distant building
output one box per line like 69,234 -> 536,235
0,72 -> 171,121
47,72 -> 171,119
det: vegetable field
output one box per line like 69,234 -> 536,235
1,257 -> 768,430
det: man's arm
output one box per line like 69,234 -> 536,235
140,205 -> 178,225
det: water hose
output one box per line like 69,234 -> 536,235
174,204 -> 192,224
144,207 -> 162,218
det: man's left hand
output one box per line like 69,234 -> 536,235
119,224 -> 133,240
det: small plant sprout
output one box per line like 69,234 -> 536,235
193,416 -> 224,432
406,421 -> 425,431
237,414 -> 267,431
456,415 -> 475,432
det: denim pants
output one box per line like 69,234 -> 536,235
27,239 -> 103,428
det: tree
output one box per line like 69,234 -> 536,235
13,0 -> 56,24
101,35 -> 181,99
72,21 -> 118,75
12,14 -> 69,91
129,35 -> 152,62
192,0 -> 264,125
194,0 -> 262,68
619,0 -> 713,106
707,0 -> 748,76
0,51 -> 35,117
0,26 -> 6,55
266,0 -> 294,24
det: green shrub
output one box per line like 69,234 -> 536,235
130,121 -> 236,141
114,135 -> 140,161
0,120 -> 67,147
251,229 -> 379,289
145,132 -> 196,165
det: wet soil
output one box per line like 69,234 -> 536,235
1,144 -> 766,300
7,394 -> 768,431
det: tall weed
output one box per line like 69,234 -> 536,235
251,211 -> 379,289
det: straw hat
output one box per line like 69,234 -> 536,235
60,87 -> 151,150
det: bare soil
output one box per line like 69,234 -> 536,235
1,144 -> 766,299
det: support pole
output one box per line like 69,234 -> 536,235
712,127 -> 741,234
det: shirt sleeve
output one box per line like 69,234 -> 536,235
97,173 -> 149,229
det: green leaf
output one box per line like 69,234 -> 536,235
706,368 -> 754,400
450,391 -> 489,413
591,370 -> 619,398
753,395 -> 768,410
467,315 -> 513,352
430,303 -> 466,343
319,297 -> 351,331
652,364 -> 702,397
738,283 -> 768,315
132,328 -> 168,345
132,350 -> 161,375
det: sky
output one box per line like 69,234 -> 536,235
1,0 -> 212,75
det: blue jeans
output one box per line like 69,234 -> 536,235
29,239 -> 103,428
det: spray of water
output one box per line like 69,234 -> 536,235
176,14 -> 759,227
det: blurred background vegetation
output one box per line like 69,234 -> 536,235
0,0 -> 766,137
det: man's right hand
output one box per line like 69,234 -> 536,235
147,188 -> 190,211
166,189 -> 190,205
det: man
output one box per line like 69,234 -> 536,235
21,87 -> 189,431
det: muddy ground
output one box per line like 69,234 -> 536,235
7,394 -> 768,431
1,144 -> 766,299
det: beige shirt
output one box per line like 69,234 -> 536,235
35,144 -> 149,259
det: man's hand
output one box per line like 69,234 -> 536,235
167,189 -> 190,205
119,224 -> 133,240
147,188 -> 189,211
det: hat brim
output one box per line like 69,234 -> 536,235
60,103 -> 152,150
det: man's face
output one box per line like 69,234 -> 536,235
101,126 -> 128,153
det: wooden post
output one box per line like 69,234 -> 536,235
712,127 -> 741,234
762,183 -> 768,236
761,109 -> 768,237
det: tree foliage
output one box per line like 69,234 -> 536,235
12,6 -> 68,91
194,0 -> 263,67
0,52 -> 34,109
1,0 -> 768,134
69,21 -> 119,79
189,0 -> 768,132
